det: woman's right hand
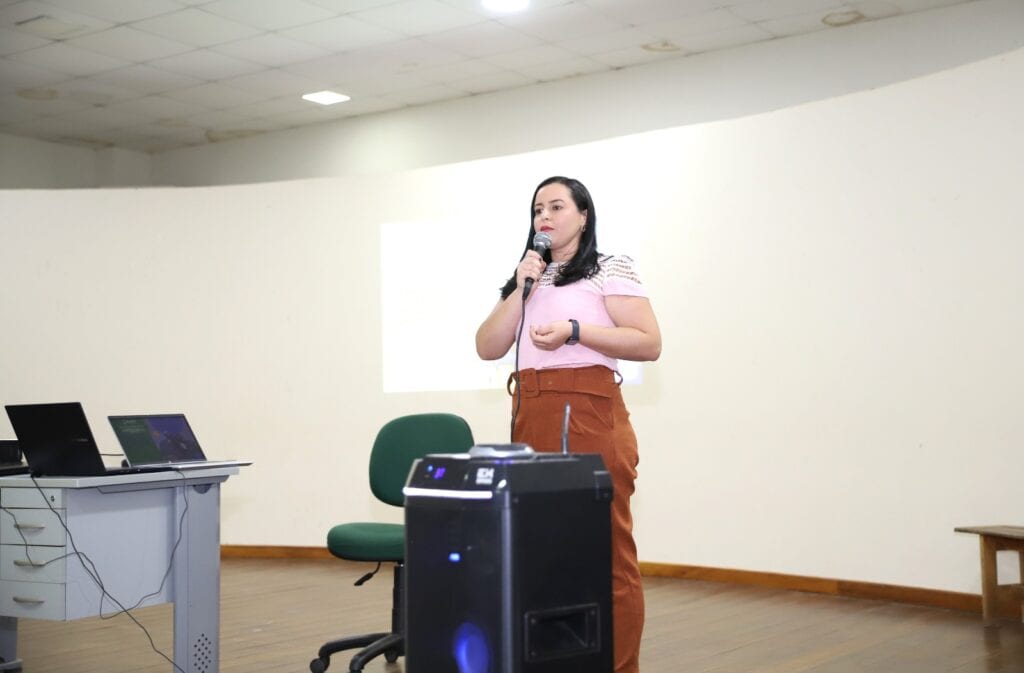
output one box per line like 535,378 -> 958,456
516,250 -> 547,292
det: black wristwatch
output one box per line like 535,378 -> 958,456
566,318 -> 580,345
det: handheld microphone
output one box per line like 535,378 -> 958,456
522,231 -> 552,300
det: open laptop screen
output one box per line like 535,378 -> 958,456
109,414 -> 206,466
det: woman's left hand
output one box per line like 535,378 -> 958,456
529,321 -> 572,350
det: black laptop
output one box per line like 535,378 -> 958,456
4,402 -> 157,477
0,439 -> 28,476
108,413 -> 249,470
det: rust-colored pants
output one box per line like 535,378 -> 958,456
508,365 -> 644,673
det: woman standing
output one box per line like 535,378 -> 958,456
476,176 -> 661,673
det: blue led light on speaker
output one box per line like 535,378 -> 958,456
453,622 -> 490,673
448,552 -> 461,563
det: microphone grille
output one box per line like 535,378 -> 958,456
532,231 -> 552,252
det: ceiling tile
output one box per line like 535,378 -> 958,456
305,0 -> 405,13
888,0 -> 963,10
353,0 -> 484,36
312,94 -> 396,117
590,45 -> 681,68
220,68 -> 331,96
281,14 -> 403,50
415,57 -> 504,85
0,26 -> 49,55
41,0 -> 183,23
148,49 -> 264,80
5,114 -> 113,143
161,82 -> 265,108
441,0 -> 575,16
260,105 -> 341,127
91,64 -> 205,94
106,93 -> 212,119
677,24 -> 775,53
67,26 -> 195,61
0,1 -> 111,38
451,68 -> 534,94
582,0 -> 720,24
498,3 -> 624,42
758,10 -> 835,37
61,103 -> 153,130
211,33 -> 331,66
514,55 -> 608,82
201,0 -> 336,30
226,95 -> 311,119
56,78 -> 142,105
850,1 -> 902,19
329,71 -> 432,97
354,37 -> 471,74
8,42 -> 130,77
0,57 -> 67,95
559,27 -> 662,56
380,82 -> 463,105
486,44 -> 579,70
638,9 -> 750,40
0,95 -> 42,125
420,20 -> 543,58
729,0 -> 846,22
0,90 -> 92,123
132,8 -> 261,47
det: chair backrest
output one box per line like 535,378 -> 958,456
369,413 -> 474,507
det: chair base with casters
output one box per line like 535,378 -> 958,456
309,561 -> 405,673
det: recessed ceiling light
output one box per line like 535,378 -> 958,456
482,0 -> 530,13
822,10 -> 865,26
641,41 -> 681,53
302,90 -> 351,106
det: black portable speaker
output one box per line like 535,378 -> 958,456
404,446 -> 613,673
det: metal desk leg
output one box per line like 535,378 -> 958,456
173,482 -> 222,673
0,617 -> 21,671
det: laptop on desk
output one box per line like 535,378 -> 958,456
0,439 -> 28,476
108,413 -> 250,471
5,402 -> 167,477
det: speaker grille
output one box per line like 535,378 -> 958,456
192,633 -> 213,673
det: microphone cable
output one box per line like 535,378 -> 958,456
510,292 -> 528,441
509,231 -> 551,441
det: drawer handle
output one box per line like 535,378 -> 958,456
13,524 -> 45,531
13,559 -> 46,568
12,596 -> 45,605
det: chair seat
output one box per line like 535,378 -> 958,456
327,522 -> 405,562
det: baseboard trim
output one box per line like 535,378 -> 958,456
221,545 -> 332,560
639,561 -> 981,614
219,546 -> 980,614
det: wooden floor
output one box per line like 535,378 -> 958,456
17,557 -> 1024,672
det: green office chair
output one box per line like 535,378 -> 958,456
309,412 -> 474,673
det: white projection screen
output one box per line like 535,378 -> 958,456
380,217 -> 643,394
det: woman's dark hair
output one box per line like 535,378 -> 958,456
499,176 -> 601,299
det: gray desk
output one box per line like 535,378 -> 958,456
0,467 -> 241,672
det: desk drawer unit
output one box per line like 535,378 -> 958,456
0,486 -> 71,622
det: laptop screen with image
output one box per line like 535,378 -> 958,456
109,414 -> 206,466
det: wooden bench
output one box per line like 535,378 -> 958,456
955,525 -> 1024,625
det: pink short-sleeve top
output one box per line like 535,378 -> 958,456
515,254 -> 648,372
